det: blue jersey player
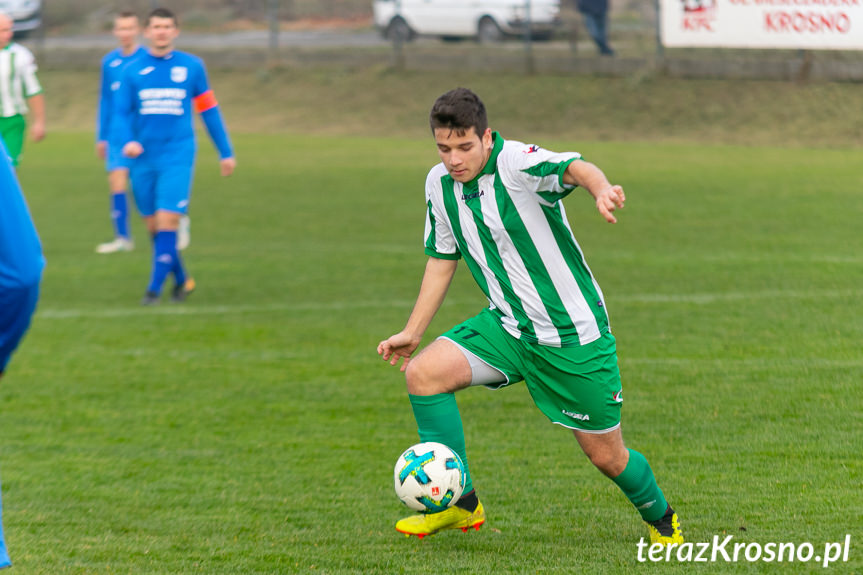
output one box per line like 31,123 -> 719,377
0,137 -> 44,569
114,8 -> 235,305
95,11 -> 146,254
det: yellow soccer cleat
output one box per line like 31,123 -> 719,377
396,501 -> 486,539
171,278 -> 196,303
646,508 -> 684,546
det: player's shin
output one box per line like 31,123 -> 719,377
610,448 -> 668,522
172,249 -> 187,287
111,191 -> 130,239
147,230 -> 178,295
408,393 -> 474,501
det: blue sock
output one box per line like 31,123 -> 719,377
0,479 -> 10,568
147,231 -> 178,295
172,248 -> 187,287
111,192 -> 130,239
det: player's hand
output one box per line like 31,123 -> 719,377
595,185 -> 625,224
220,157 -> 236,177
378,331 -> 421,372
123,141 -> 144,158
30,121 -> 45,143
96,141 -> 107,160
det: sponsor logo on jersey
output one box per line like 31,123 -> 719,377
524,144 -> 540,154
562,409 -> 590,421
139,88 -> 188,116
139,66 -> 155,75
171,66 -> 188,83
461,190 -> 485,201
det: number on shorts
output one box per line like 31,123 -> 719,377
453,326 -> 481,339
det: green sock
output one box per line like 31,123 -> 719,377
408,393 -> 473,494
610,448 -> 668,522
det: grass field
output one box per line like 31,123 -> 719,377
3,125 -> 861,574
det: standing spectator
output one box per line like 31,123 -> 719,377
0,11 -> 45,166
577,0 -> 615,56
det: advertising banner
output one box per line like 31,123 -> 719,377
660,0 -> 863,50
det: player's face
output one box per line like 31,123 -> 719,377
145,16 -> 179,52
434,127 -> 493,183
0,16 -> 13,48
113,16 -> 140,49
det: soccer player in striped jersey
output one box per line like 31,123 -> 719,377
0,136 -> 44,569
94,11 -> 146,254
0,11 -> 45,167
378,88 -> 683,545
114,8 -> 235,305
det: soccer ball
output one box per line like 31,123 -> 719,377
394,442 -> 466,513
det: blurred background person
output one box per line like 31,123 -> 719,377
94,11 -> 146,254
0,11 -> 45,167
576,0 -> 614,56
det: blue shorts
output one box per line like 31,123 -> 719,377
130,162 -> 194,216
106,143 -> 132,172
0,282 -> 40,374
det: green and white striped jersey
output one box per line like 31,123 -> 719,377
424,132 -> 610,347
0,43 -> 42,118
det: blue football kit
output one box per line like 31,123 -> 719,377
97,45 -> 146,172
113,49 -> 233,299
96,45 -> 145,243
0,137 -> 44,569
114,49 -> 233,216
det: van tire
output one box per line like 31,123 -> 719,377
477,16 -> 503,43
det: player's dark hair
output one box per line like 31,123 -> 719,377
116,10 -> 139,21
429,88 -> 488,138
147,7 -> 178,26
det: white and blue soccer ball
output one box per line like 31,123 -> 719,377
394,442 -> 466,514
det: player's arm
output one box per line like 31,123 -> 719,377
563,159 -> 625,224
377,256 -> 458,372
192,62 -> 235,176
26,93 -> 45,142
21,54 -> 45,142
96,60 -> 111,158
112,71 -> 141,158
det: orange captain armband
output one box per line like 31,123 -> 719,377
193,90 -> 219,113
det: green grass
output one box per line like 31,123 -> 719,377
3,131 -> 861,573
41,68 -> 863,149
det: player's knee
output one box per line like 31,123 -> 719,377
586,448 -> 627,477
404,358 -> 445,396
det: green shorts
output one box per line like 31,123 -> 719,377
0,115 -> 26,166
441,308 -> 623,433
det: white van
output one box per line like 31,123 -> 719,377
0,0 -> 42,37
373,0 -> 561,42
